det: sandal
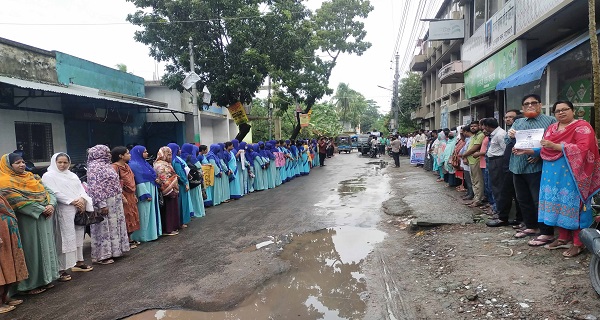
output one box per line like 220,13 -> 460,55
95,259 -> 114,265
528,236 -> 555,247
544,239 -> 572,250
0,305 -> 15,314
24,287 -> 46,295
563,245 -> 584,257
512,222 -> 525,230
72,264 -> 94,272
467,202 -> 483,208
58,272 -> 72,282
43,283 -> 55,290
6,299 -> 23,306
514,230 -> 538,238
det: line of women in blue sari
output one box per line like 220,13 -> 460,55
129,139 -> 318,238
200,139 -> 317,207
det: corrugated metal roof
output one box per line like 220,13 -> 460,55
0,75 -> 191,115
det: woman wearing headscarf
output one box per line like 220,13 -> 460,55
245,144 -> 256,193
153,147 -> 180,235
311,139 -> 319,168
111,146 -> 140,248
129,146 -> 162,242
271,141 -> 284,187
167,143 -> 193,227
224,141 -> 242,199
278,140 -> 290,183
248,144 -> 266,191
86,145 -> 130,265
181,143 -> 205,218
440,130 -> 459,187
259,142 -> 275,190
298,140 -> 310,176
0,193 -> 28,312
0,153 -> 58,295
237,142 -> 251,195
290,142 -> 301,178
206,144 -> 225,206
42,153 -> 94,282
198,145 -> 214,207
216,144 -> 232,202
432,131 -> 447,182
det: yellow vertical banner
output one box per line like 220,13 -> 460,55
201,164 -> 214,187
227,101 -> 249,125
299,113 -> 309,127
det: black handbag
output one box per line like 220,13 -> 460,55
74,210 -> 104,226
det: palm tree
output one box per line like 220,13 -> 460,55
332,83 -> 367,133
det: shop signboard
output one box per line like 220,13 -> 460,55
464,40 -> 523,99
515,0 -> 568,33
486,0 -> 515,53
428,19 -> 464,41
462,0 -> 515,69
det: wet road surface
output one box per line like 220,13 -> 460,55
9,152 -> 395,320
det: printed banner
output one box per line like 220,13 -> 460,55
299,113 -> 309,127
410,144 -> 426,165
201,164 -> 214,187
227,102 -> 249,125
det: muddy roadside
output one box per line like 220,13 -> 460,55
364,161 -> 600,320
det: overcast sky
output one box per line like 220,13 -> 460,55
0,0 -> 441,113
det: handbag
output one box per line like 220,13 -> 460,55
74,210 -> 104,226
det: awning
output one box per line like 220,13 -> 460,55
0,75 -> 191,115
496,29 -> 599,90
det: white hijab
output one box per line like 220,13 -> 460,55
42,152 -> 94,211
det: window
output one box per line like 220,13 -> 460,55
14,122 -> 54,162
473,0 -> 486,32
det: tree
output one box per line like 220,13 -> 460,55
271,0 -> 373,139
589,0 -> 600,139
115,63 -> 128,72
127,0 -> 314,140
396,72 -> 422,132
331,83 -> 368,132
127,0 -> 372,141
359,100 -> 382,133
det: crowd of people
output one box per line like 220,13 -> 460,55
418,94 -> 600,258
0,138 -> 330,314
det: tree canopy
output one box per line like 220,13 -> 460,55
396,72 -> 422,133
126,0 -> 372,139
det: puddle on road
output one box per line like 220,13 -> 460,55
127,226 -> 386,320
337,178 -> 366,196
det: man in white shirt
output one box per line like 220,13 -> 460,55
482,117 -> 509,227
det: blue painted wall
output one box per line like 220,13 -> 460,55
54,51 -> 145,97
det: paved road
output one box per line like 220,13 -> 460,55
10,152 -> 392,320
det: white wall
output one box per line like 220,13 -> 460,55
0,95 -> 66,165
145,86 -> 186,122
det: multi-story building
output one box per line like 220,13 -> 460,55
411,0 -> 599,130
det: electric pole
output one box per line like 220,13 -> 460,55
393,53 -> 400,134
189,37 -> 201,143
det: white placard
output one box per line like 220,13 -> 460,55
514,128 -> 544,149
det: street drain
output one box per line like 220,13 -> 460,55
127,226 -> 386,320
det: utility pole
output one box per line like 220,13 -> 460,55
589,0 -> 600,139
267,76 -> 272,140
392,53 -> 400,134
189,37 -> 201,144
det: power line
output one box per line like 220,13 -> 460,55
0,11 -> 301,26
